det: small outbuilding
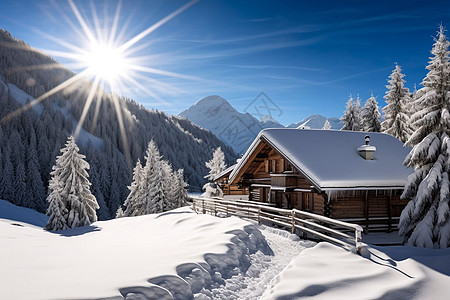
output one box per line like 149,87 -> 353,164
214,164 -> 248,196
226,128 -> 413,232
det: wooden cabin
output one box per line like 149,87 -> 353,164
214,164 -> 248,195
226,128 -> 413,232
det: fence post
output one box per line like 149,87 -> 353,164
214,201 -> 216,216
355,229 -> 362,255
291,210 -> 296,234
258,207 -> 261,225
202,199 -> 205,214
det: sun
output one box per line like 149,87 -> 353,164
82,42 -> 128,84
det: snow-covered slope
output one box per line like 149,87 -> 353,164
179,95 -> 268,154
287,114 -> 342,129
0,200 -> 273,299
179,96 -> 341,154
0,28 -> 237,218
262,242 -> 450,300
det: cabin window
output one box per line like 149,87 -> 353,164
393,189 -> 403,196
303,193 -> 313,211
284,161 -> 293,172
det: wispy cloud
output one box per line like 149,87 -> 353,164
159,24 -> 322,45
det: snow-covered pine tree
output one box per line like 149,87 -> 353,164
45,136 -> 99,230
121,159 -> 144,217
146,159 -> 170,213
354,95 -> 363,131
400,25 -> 450,248
322,119 -> 332,130
361,94 -> 381,132
45,182 -> 68,231
138,139 -> 172,214
135,140 -> 161,215
340,95 -> 361,131
204,147 -> 226,181
202,182 -> 224,198
173,169 -> 188,208
381,64 -> 412,143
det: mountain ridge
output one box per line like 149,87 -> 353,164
0,28 -> 237,219
179,95 -> 342,153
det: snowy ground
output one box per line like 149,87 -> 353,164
195,225 -> 316,300
262,242 -> 450,300
2,199 -> 449,300
0,200 -> 309,300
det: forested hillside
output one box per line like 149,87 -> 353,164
0,29 -> 237,220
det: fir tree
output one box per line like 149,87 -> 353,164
45,182 -> 68,231
340,95 -> 361,131
0,148 -> 14,202
173,169 -> 188,208
322,119 -> 331,130
146,159 -> 169,213
204,147 -> 226,181
361,94 -> 381,132
354,95 -> 363,131
400,25 -> 450,248
45,136 -> 99,230
122,159 -> 144,217
381,64 -> 412,143
140,140 -> 164,214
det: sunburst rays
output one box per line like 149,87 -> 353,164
1,0 -> 202,167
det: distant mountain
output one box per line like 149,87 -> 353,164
0,29 -> 237,219
179,95 -> 266,154
287,114 -> 342,130
179,96 -> 341,153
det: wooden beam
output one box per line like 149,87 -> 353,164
364,190 -> 369,234
388,190 -> 392,232
230,140 -> 267,185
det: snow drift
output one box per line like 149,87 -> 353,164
0,200 -> 272,299
262,242 -> 450,300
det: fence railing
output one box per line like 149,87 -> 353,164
191,197 -> 363,254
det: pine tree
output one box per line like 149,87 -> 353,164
139,140 -> 163,214
340,95 -> 361,131
45,182 -> 68,231
354,95 -> 363,131
172,169 -> 188,208
0,148 -> 14,202
204,147 -> 226,181
322,119 -> 331,130
361,94 -> 381,132
400,25 -> 450,248
146,159 -> 169,213
13,160 -> 27,207
45,136 -> 99,230
122,159 -> 144,217
25,129 -> 46,211
381,64 -> 412,143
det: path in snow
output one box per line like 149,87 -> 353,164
195,225 -> 316,300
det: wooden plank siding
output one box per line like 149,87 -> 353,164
225,137 -> 410,233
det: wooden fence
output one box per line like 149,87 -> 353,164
191,197 -> 363,254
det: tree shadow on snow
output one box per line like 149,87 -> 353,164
52,225 -> 101,237
371,245 -> 450,277
155,210 -> 193,219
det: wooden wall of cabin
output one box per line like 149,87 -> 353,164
327,190 -> 408,219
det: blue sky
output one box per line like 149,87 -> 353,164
1,0 -> 449,125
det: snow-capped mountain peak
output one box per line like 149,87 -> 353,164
179,96 -> 342,154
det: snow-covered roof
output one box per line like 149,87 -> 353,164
229,129 -> 413,191
214,164 -> 236,181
